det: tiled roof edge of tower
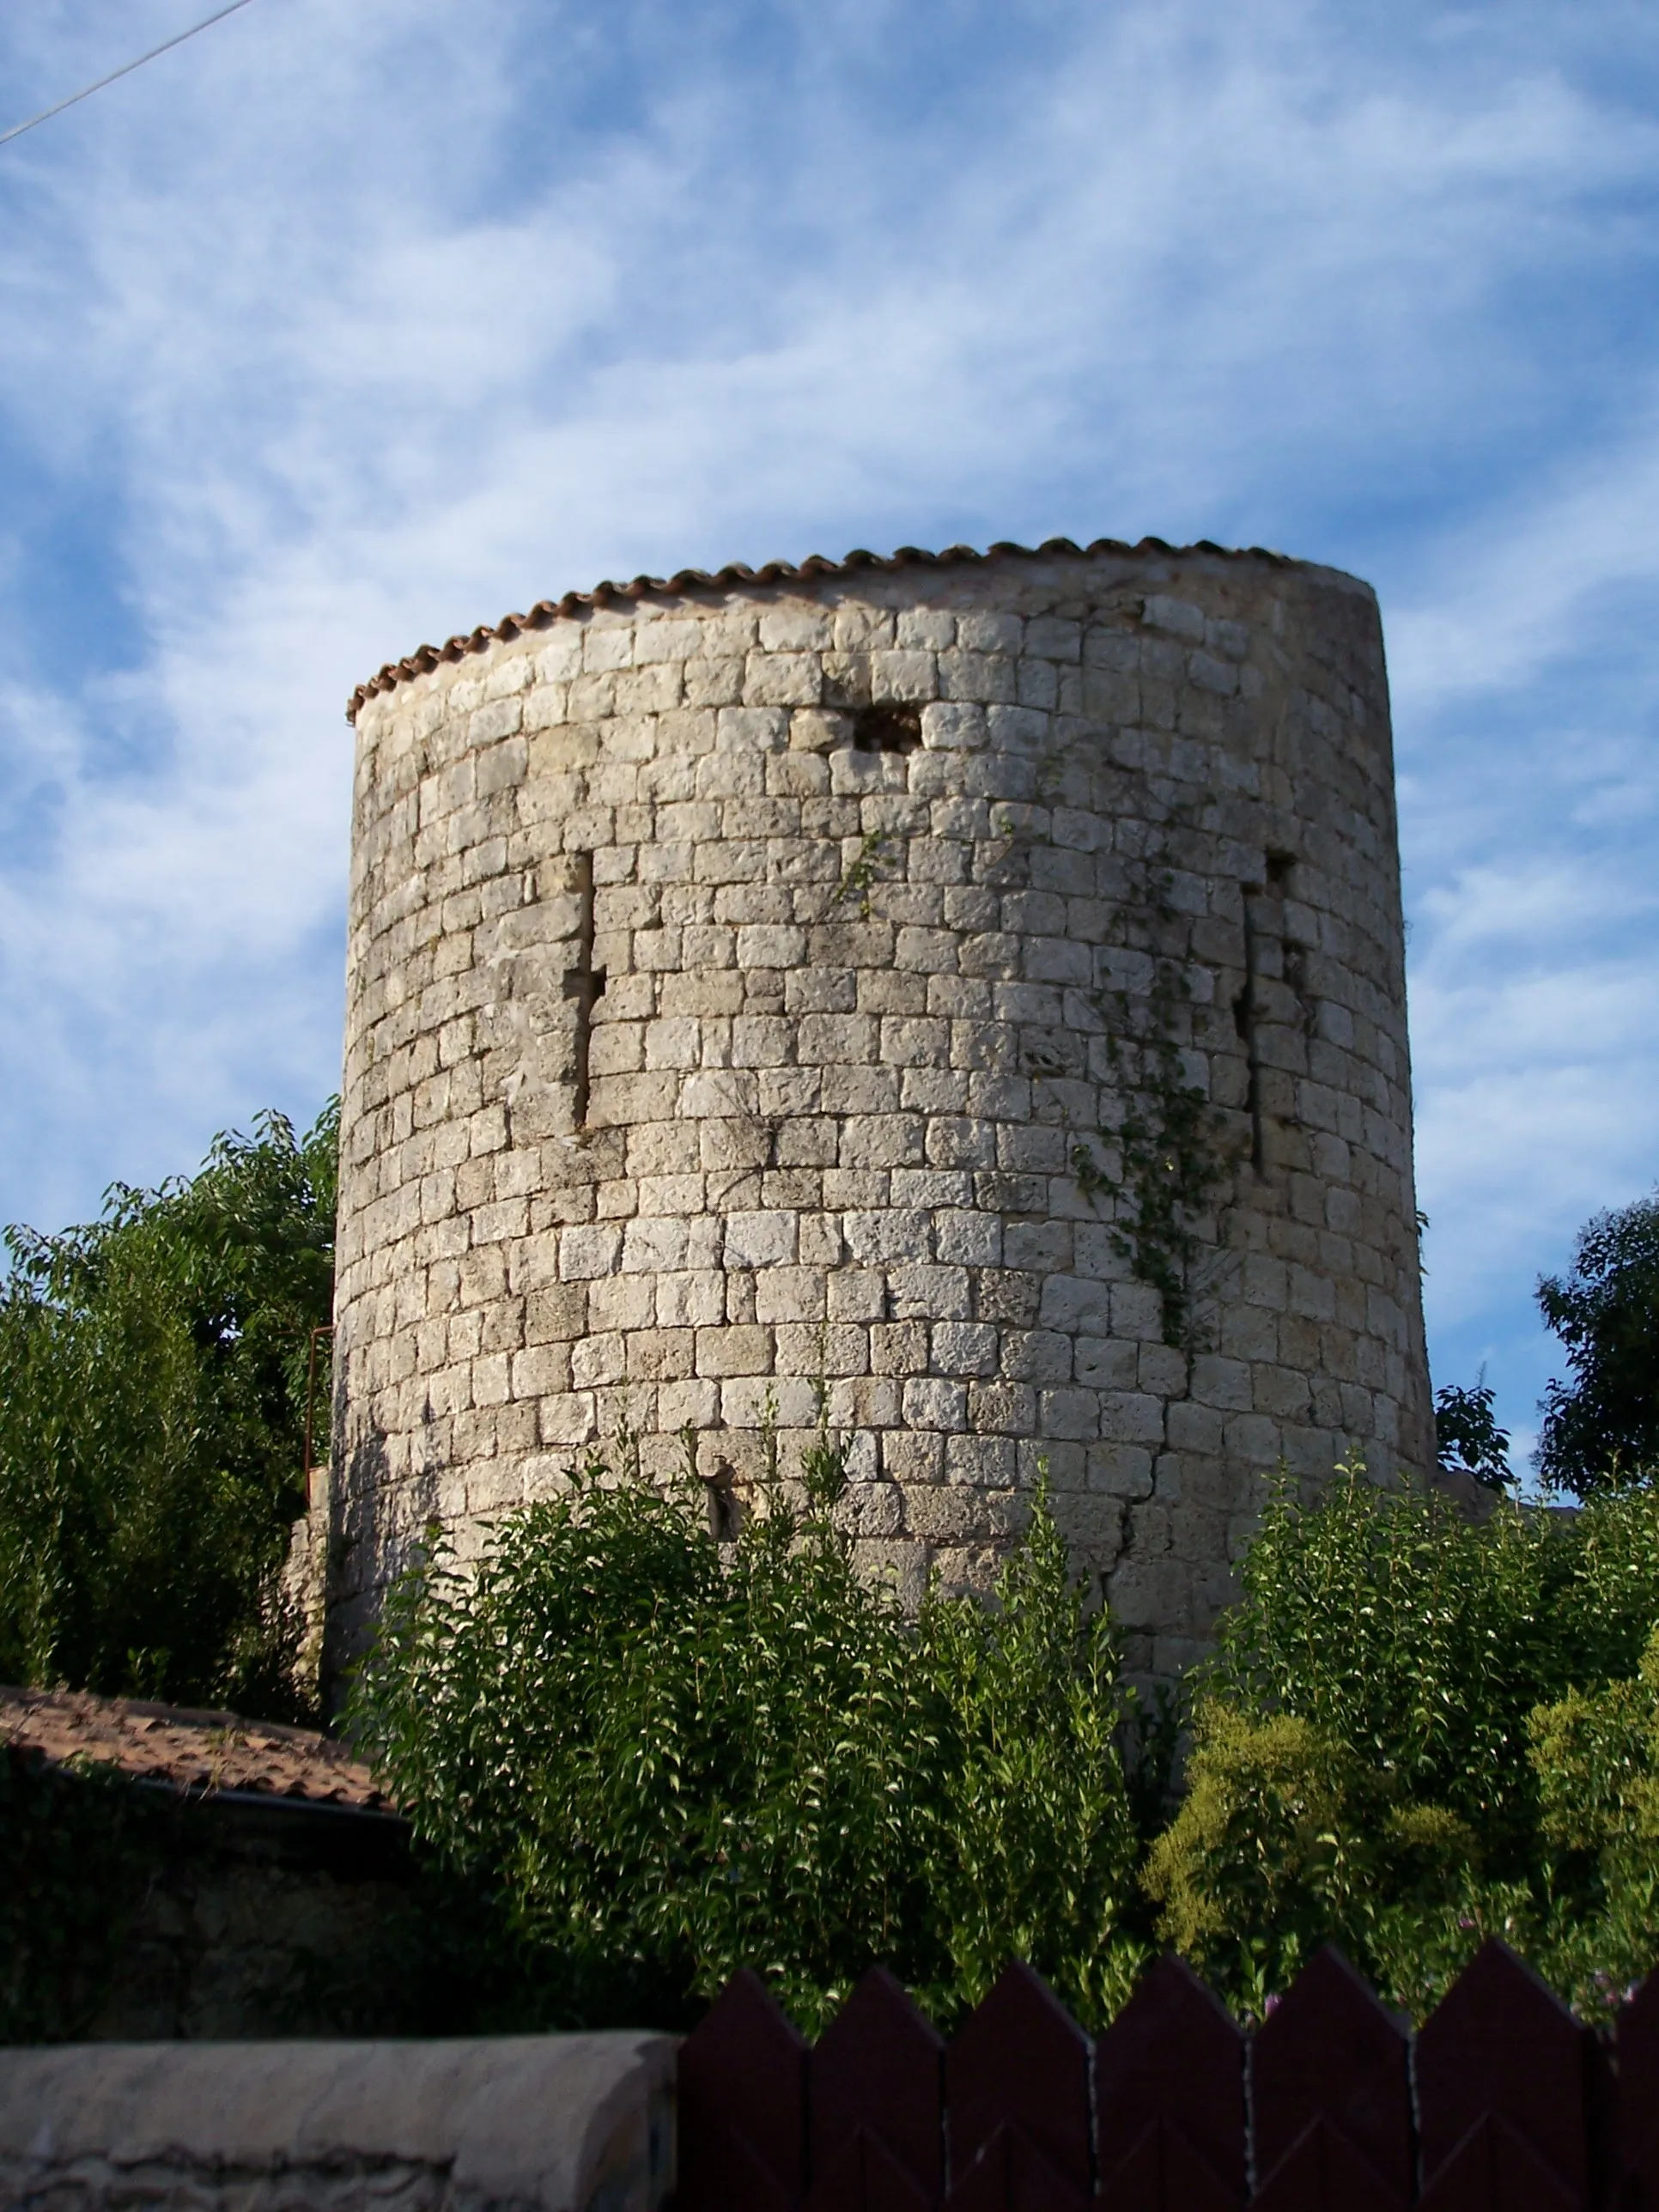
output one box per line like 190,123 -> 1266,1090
344,536 -> 1319,722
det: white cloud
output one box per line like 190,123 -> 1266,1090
1389,414 -> 1659,710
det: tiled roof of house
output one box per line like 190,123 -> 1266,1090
345,534 -> 1296,720
0,1684 -> 394,1812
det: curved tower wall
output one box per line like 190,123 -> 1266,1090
331,543 -> 1433,1676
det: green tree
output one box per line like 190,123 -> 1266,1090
349,1453 -> 1147,2033
1536,1190 -> 1659,1496
1142,1701 -> 1484,2021
1145,1467 -> 1659,2017
0,1103 -> 337,1715
1434,1378 -> 1512,1491
1206,1463 -> 1569,1862
1528,1627 -> 1659,2014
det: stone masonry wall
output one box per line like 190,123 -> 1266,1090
330,542 -> 1433,1679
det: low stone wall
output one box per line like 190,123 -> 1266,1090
0,2033 -> 677,2211
1,1744 -> 426,2043
85,1791 -> 417,2042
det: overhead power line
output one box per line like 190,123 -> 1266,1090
0,0 -> 260,150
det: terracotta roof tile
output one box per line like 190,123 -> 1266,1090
0,1685 -> 394,1813
345,535 -> 1296,721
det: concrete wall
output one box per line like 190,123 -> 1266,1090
0,2034 -> 675,2211
331,543 -> 1432,1677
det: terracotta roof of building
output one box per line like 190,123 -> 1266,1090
345,534 -> 1297,722
0,1685 -> 395,1814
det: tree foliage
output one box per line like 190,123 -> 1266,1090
1149,1468 -> 1659,2018
1434,1380 -> 1512,1492
1143,1702 -> 1482,2021
349,1449 -> 1148,2034
9,1107 -> 1659,2025
1528,1634 -> 1659,2007
1536,1189 -> 1659,1496
1210,1464 -> 1571,1855
0,1103 -> 337,1714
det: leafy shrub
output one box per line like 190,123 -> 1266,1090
918,1497 -> 1148,2027
355,1440 -> 1659,2032
1206,1462 -> 1574,1864
1148,1465 -> 1659,2016
0,1104 -> 336,1715
1528,1627 -> 1659,2013
1142,1701 -> 1484,2018
1532,1651 -> 1657,1860
1559,1486 -> 1659,1681
349,1448 -> 1148,2033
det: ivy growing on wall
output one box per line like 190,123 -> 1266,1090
832,828 -> 896,921
1073,974 -> 1230,1355
1070,848 -> 1234,1355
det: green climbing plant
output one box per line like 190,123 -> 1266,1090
1072,842 -> 1232,1355
832,830 -> 896,920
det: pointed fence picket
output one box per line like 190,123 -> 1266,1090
674,1942 -> 1659,2212
1615,1971 -> 1659,2211
1251,1946 -> 1413,2207
1095,1955 -> 1246,2210
807,1966 -> 944,2212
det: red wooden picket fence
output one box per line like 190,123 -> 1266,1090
677,1941 -> 1659,2210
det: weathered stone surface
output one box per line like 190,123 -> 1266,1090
329,544 -> 1432,1677
0,2033 -> 676,2211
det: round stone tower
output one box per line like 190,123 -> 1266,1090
329,538 -> 1433,1678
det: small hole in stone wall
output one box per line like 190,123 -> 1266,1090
1266,850 -> 1296,892
852,703 -> 922,756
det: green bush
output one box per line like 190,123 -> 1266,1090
1206,1461 -> 1572,1866
1142,1701 -> 1483,2019
1146,1465 -> 1659,2017
0,1104 -> 337,1715
349,1445 -> 1148,2033
1528,1627 -> 1659,2012
352,1442 -> 1659,2031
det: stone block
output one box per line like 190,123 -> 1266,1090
558,1224 -> 622,1280
754,1267 -> 827,1324
871,649 -> 938,701
930,1321 -> 999,1376
696,1324 -> 773,1378
723,1211 -> 798,1268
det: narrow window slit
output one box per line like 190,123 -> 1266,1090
1239,895 -> 1266,1175
1239,854 -> 1294,1175
563,853 -> 605,1128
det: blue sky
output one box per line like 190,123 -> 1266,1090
1,0 -> 1656,1469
